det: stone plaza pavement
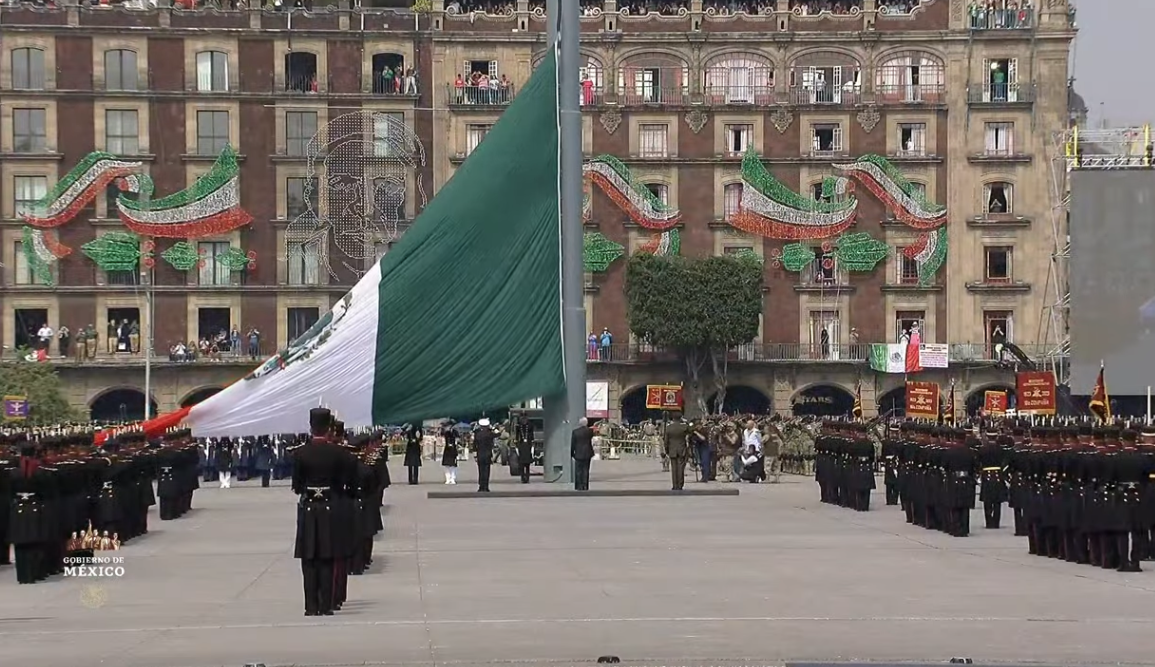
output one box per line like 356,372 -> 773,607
3,459 -> 1155,667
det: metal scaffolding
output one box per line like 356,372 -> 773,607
1039,124 -> 1153,384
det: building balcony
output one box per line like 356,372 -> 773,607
967,149 -> 1032,164
967,82 -> 1035,106
964,279 -> 1032,294
615,86 -> 692,107
966,213 -> 1033,228
3,341 -> 280,366
446,84 -> 516,108
873,84 -> 946,105
787,85 -> 862,106
969,8 -> 1034,31
702,84 -> 776,106
585,342 -> 1061,364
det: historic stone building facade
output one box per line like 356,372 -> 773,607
0,0 -> 1073,421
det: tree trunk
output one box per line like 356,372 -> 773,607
682,348 -> 708,417
710,347 -> 729,415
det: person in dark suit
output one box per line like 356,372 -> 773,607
514,415 -> 534,483
663,413 -> 690,491
570,417 -> 595,491
403,424 -> 423,485
474,418 -> 495,492
292,408 -> 356,616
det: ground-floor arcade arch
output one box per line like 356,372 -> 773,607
877,386 -> 906,418
90,388 -> 158,422
180,386 -> 224,408
620,385 -> 667,424
791,383 -> 855,418
707,385 -> 772,416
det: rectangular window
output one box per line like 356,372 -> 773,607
197,241 -> 233,286
895,310 -> 925,341
285,111 -> 317,157
723,183 -> 743,220
984,310 -> 1013,347
984,246 -> 1012,282
898,122 -> 926,156
896,247 -> 920,284
285,177 -> 315,219
196,110 -> 230,155
373,112 -> 405,158
196,51 -> 229,92
13,241 -> 47,285
638,124 -> 669,158
13,176 -> 47,217
287,307 -> 320,341
286,242 -> 321,285
984,122 -> 1014,155
105,109 -> 140,155
644,183 -> 668,205
984,182 -> 1013,214
808,310 -> 841,360
724,123 -> 752,155
811,123 -> 842,154
812,249 -> 837,283
12,108 -> 46,153
11,48 -> 45,90
466,124 -> 492,155
104,50 -> 138,91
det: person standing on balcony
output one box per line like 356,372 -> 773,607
381,66 -> 394,95
247,327 -> 261,360
106,319 -> 117,355
129,321 -> 140,354
587,332 -> 598,360
230,326 -> 241,356
85,324 -> 98,360
404,68 -> 417,96
36,323 -> 53,353
599,327 -> 613,361
57,326 -> 70,360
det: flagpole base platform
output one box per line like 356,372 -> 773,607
426,488 -> 740,499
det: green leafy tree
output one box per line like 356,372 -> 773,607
0,357 -> 79,425
625,253 -> 763,416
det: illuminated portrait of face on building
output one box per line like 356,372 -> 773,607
285,110 -> 427,278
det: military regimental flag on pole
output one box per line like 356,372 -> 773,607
1089,362 -> 1111,423
942,379 -> 955,425
118,51 -> 567,439
852,380 -> 864,420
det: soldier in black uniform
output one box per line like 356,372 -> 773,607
978,433 -> 1009,529
1113,429 -> 1150,572
881,429 -> 900,506
943,434 -> 976,536
663,413 -> 690,491
0,441 -> 12,566
849,426 -> 876,511
514,415 -> 535,483
474,418 -> 495,492
292,408 -> 356,616
403,424 -> 423,485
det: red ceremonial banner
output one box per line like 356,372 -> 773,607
984,390 -> 1008,415
1016,371 -> 1057,415
645,384 -> 683,411
905,381 -> 940,419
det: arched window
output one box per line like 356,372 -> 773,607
644,183 -> 668,205
876,51 -> 945,103
908,181 -> 927,202
810,182 -> 827,201
723,183 -> 743,220
618,53 -> 689,105
11,48 -> 45,90
195,51 -> 229,92
704,54 -> 774,104
984,181 -> 1013,214
104,50 -> 138,91
579,56 -> 604,105
789,51 -> 861,105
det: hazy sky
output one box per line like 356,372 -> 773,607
1072,1 -> 1152,126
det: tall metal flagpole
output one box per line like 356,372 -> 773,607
542,0 -> 586,483
143,264 -> 154,421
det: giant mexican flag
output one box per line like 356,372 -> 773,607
125,52 -> 566,439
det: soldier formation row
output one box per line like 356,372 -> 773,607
817,421 -> 1155,573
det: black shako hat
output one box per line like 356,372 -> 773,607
310,408 -> 333,433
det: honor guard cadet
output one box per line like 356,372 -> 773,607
292,408 -> 357,616
978,432 -> 1010,529
514,415 -> 534,484
881,427 -> 901,506
403,423 -> 423,485
663,413 -> 690,491
473,418 -> 495,493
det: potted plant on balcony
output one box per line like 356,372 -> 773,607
411,0 -> 432,29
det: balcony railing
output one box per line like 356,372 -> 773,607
447,84 -> 516,106
874,83 -> 946,104
616,86 -> 691,106
373,75 -> 419,96
969,7 -> 1034,30
4,341 -> 280,365
967,82 -> 1034,104
285,73 -> 318,94
788,85 -> 862,106
584,342 -> 1061,364
702,84 -> 775,106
